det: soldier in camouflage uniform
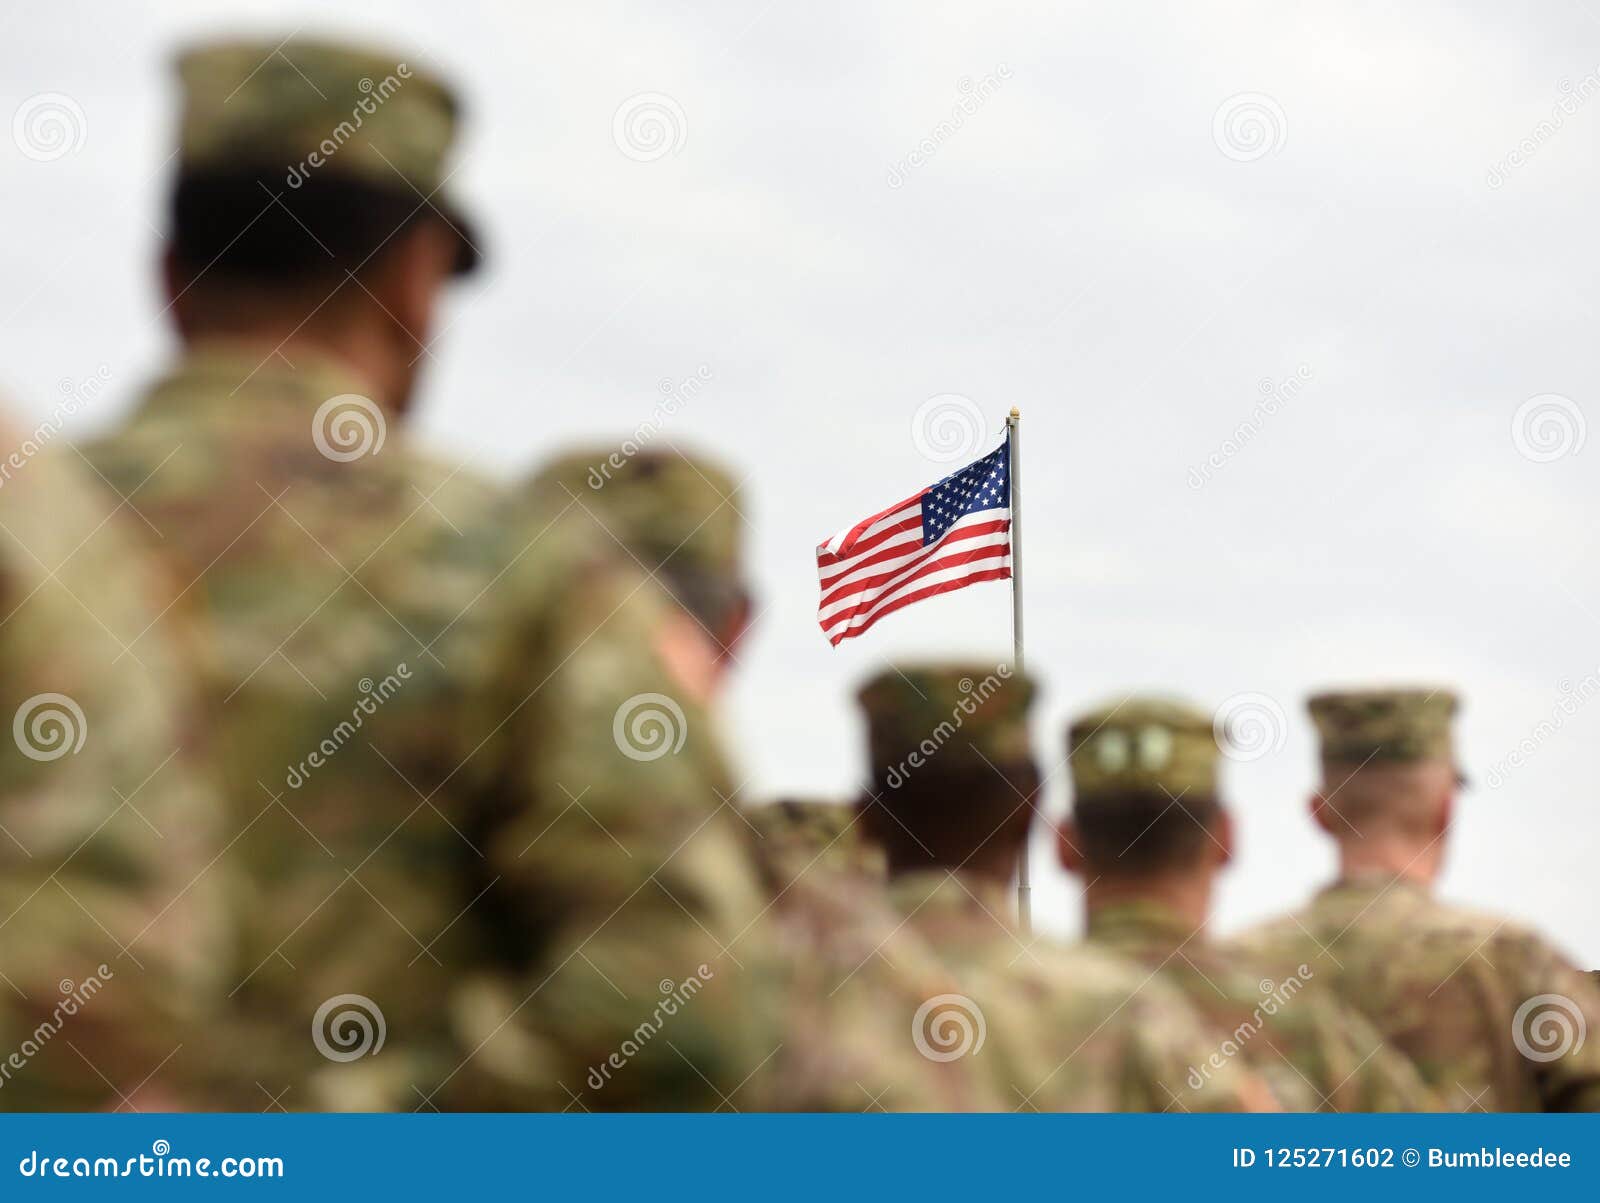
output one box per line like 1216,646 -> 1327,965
488,449 -> 985,1111
0,414 -> 228,1109
1229,688 -> 1600,1111
744,797 -> 885,897
852,666 -> 1280,1112
78,38 -> 779,1111
1058,696 -> 1433,1111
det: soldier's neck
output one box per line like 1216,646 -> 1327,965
1081,869 -> 1212,932
1335,836 -> 1442,889
181,324 -> 396,413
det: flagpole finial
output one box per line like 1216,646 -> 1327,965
1009,406 -> 1020,419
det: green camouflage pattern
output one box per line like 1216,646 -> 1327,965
0,426 -> 229,1110
1068,696 -> 1219,804
856,664 -> 1033,776
1087,901 -> 1433,1112
176,35 -> 478,270
886,872 -> 1279,1112
745,797 -> 885,897
1231,876 -> 1600,1111
522,447 -> 743,600
1308,687 -> 1458,767
77,343 -> 777,1111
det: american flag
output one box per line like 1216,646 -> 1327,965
816,436 -> 1012,646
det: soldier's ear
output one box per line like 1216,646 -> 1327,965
1214,810 -> 1236,866
1433,790 -> 1454,837
1307,792 -> 1333,835
1056,819 -> 1085,873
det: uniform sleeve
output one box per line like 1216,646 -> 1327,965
443,516 -> 781,1110
1503,934 -> 1600,1112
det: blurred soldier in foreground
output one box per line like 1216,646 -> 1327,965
79,38 -> 775,1111
0,418 -> 228,1109
481,449 -> 977,1110
1231,689 -> 1600,1111
854,666 -> 1279,1112
1058,697 -> 1432,1111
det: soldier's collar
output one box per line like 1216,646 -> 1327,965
141,339 -> 382,417
1321,871 -> 1428,898
888,868 -> 1015,923
1086,898 -> 1201,949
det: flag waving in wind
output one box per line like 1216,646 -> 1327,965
816,434 -> 1012,645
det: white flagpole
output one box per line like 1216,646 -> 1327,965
1006,406 -> 1029,935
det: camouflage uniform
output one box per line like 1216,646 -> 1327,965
498,449 -> 973,1111
1231,689 -> 1600,1112
853,668 -> 1279,1112
75,41 -> 777,1112
1067,697 -> 1433,1112
0,419 -> 228,1109
744,797 -> 885,898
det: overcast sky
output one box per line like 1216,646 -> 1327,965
5,1 -> 1597,963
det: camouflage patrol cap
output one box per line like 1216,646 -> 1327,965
1067,696 -> 1220,806
175,36 -> 479,272
1308,687 -> 1460,770
527,447 -> 744,618
856,664 -> 1034,778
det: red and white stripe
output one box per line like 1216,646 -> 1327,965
816,489 -> 1011,645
